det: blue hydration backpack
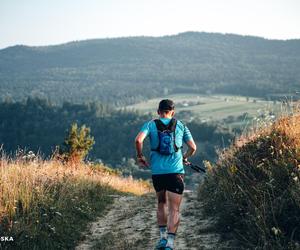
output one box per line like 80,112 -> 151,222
153,118 -> 179,155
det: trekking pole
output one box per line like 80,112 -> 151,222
183,160 -> 206,173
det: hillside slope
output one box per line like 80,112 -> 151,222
198,113 -> 300,249
1,32 -> 300,105
0,156 -> 150,249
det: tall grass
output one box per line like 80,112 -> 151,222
0,153 -> 151,249
198,113 -> 300,249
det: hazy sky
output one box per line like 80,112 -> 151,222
0,0 -> 299,49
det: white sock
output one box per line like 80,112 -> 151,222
166,233 -> 175,248
159,225 -> 167,239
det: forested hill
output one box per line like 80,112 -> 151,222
0,98 -> 234,172
1,32 -> 300,105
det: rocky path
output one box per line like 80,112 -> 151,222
76,191 -> 222,250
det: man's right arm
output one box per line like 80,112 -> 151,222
182,124 -> 197,162
183,139 -> 197,162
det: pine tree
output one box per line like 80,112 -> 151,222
63,123 -> 95,163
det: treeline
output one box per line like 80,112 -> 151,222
0,97 -> 234,169
1,32 -> 299,105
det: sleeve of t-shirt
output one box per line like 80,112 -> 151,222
183,124 -> 193,143
140,121 -> 151,137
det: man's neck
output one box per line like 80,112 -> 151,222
159,116 -> 172,119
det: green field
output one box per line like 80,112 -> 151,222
125,94 -> 283,129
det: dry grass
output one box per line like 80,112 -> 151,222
0,157 -> 151,222
235,112 -> 300,148
199,113 -> 300,249
0,154 -> 151,249
274,113 -> 300,148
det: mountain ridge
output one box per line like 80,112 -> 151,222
0,31 -> 299,105
2,31 -> 300,51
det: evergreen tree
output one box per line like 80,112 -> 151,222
63,123 -> 95,163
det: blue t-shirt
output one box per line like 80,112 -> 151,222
140,117 -> 194,175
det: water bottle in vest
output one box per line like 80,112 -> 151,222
154,118 -> 178,155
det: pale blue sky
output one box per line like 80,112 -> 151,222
0,0 -> 299,49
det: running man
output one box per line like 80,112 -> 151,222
135,99 -> 197,250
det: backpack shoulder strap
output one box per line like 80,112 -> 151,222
168,118 -> 177,132
154,119 -> 167,131
170,118 -> 180,151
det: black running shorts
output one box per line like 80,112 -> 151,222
152,173 -> 185,195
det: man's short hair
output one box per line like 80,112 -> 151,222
158,99 -> 175,111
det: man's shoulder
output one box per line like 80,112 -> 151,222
143,118 -> 185,129
143,119 -> 156,128
175,119 -> 186,130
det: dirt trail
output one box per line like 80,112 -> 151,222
76,191 -> 221,250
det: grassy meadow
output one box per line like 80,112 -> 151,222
0,154 -> 151,249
